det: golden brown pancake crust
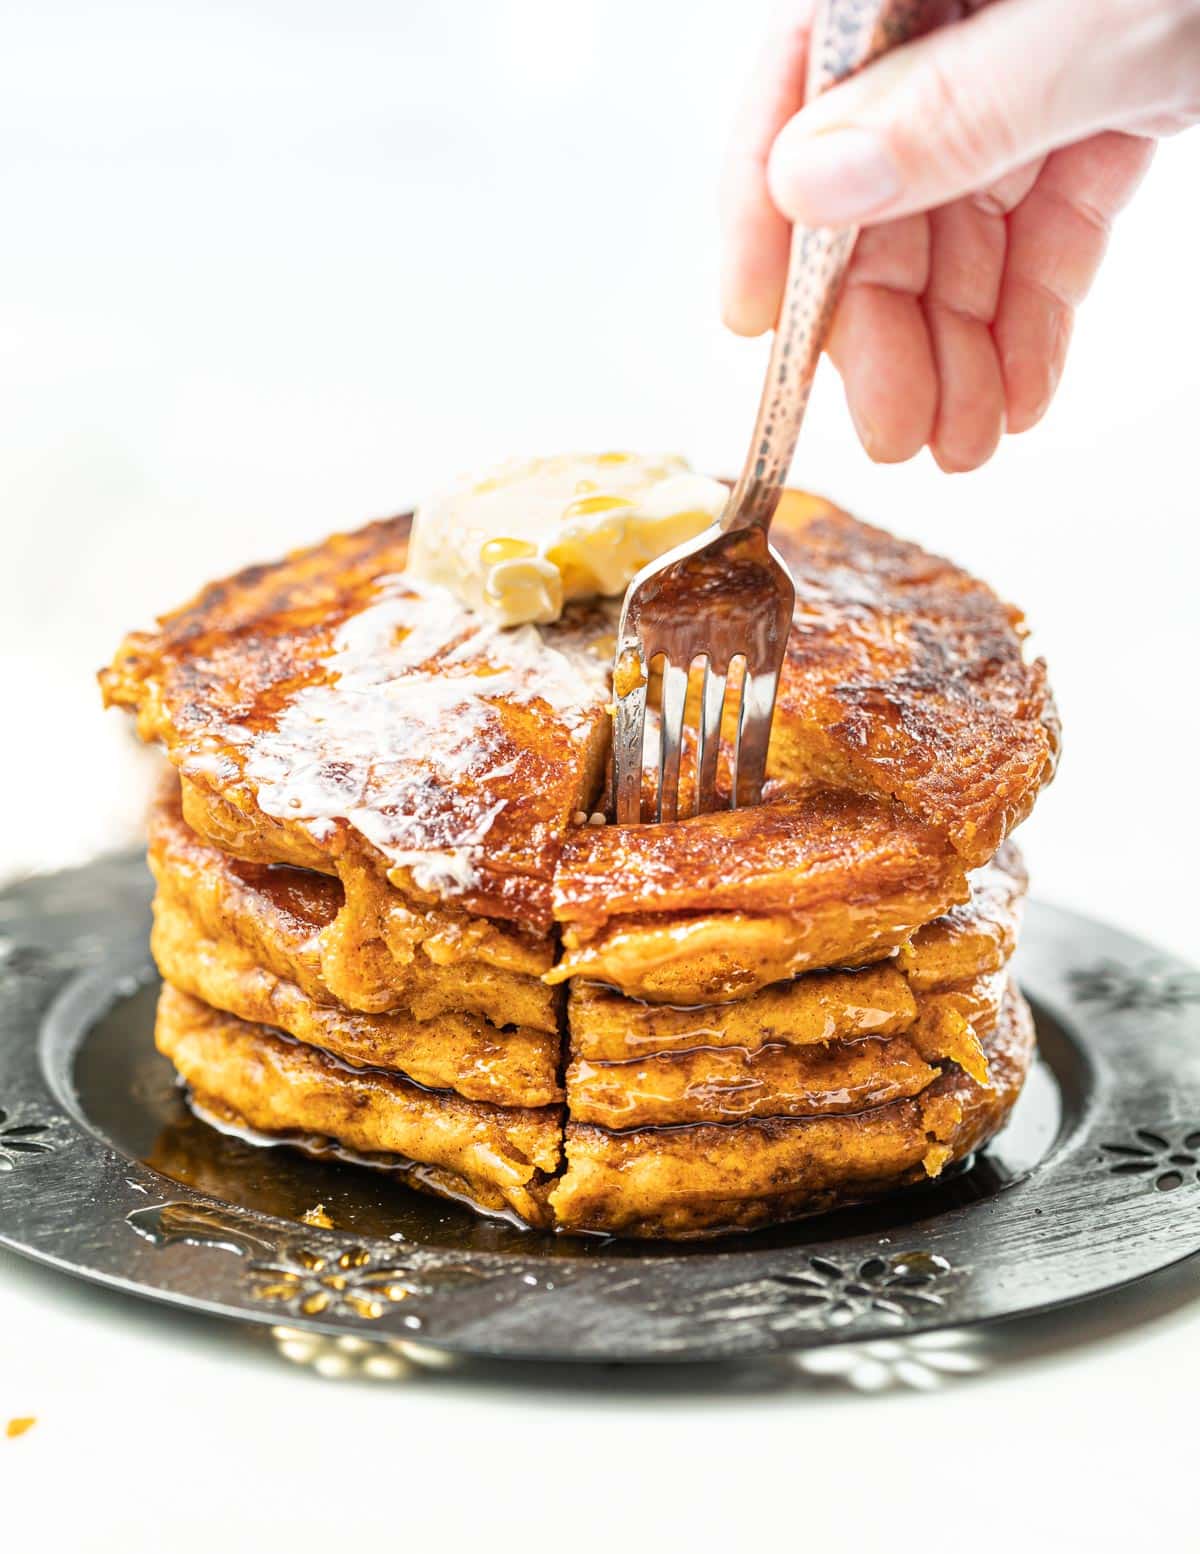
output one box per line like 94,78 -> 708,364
564,965 -> 1006,1129
549,983 -> 1034,1238
152,899 -> 562,1108
767,494 -> 1059,865
566,1036 -> 941,1128
149,778 -> 560,1031
102,494 -> 1056,948
552,787 -> 966,927
102,513 -> 614,931
900,840 -> 1027,989
155,985 -> 560,1227
567,963 -> 918,1062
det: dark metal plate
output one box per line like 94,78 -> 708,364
1,851 -> 1199,1363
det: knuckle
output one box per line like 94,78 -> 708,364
914,53 -> 1021,186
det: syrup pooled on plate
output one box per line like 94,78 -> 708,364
100,486 -> 1057,1238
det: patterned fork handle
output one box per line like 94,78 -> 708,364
722,0 -> 950,534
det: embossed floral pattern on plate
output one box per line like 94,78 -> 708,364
0,1110 -> 53,1172
248,1244 -> 427,1320
1100,1126 -> 1200,1192
682,1250 -> 957,1336
1070,961 -> 1200,1014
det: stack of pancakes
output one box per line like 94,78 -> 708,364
102,490 -> 1058,1238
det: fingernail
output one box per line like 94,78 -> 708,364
720,286 -> 774,338
769,128 -> 901,227
849,401 -> 883,461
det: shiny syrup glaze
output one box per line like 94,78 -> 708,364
552,785 -> 961,926
567,1033 -> 937,1128
105,495 -> 1055,940
766,500 -> 1060,866
567,972 -> 914,1059
137,516 -> 616,929
227,859 -> 342,934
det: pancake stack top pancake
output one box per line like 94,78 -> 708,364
101,489 -> 1057,1238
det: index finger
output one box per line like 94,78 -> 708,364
720,2 -> 816,336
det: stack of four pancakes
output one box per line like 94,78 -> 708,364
102,490 -> 1058,1238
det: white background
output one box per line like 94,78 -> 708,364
1,2 -> 1198,1546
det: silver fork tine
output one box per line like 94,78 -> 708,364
613,660 -> 648,826
731,665 -> 780,810
657,659 -> 690,824
694,659 -> 726,817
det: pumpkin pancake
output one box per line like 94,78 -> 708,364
556,836 -> 1022,1012
155,986 -> 560,1227
548,788 -> 969,1001
148,779 -> 559,1031
101,513 -> 614,932
567,963 -> 917,1062
565,966 -> 1006,1129
766,493 -> 1059,866
103,494 -> 1055,956
553,911 -> 898,1007
151,896 -> 561,1108
899,841 -> 1027,990
565,1035 -> 941,1129
549,983 -> 1034,1238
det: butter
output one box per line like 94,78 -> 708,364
406,452 -> 727,626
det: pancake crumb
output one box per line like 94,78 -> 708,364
613,648 -> 647,699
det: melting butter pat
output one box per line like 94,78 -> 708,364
407,452 -> 727,626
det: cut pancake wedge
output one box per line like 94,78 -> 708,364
154,978 -> 1032,1240
550,984 -> 1034,1238
149,779 -> 559,1031
565,969 -> 1004,1128
152,896 -> 561,1108
155,985 -> 560,1227
549,788 -> 969,1002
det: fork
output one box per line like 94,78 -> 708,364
612,0 -> 950,825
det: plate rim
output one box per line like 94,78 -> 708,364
2,850 -> 1200,1364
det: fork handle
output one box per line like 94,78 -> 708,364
721,0 -> 952,536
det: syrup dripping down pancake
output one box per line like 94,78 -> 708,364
103,494 -> 1056,965
550,984 -> 1034,1238
149,778 -> 559,1032
155,985 -> 561,1229
154,981 -> 1031,1239
151,894 -> 562,1109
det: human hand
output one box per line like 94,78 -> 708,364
721,0 -> 1200,471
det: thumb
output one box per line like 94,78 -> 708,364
766,0 -> 1175,227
